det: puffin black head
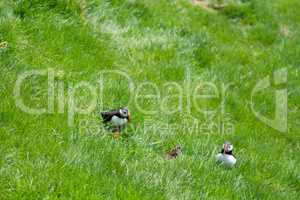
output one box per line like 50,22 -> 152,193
119,108 -> 130,122
222,141 -> 233,154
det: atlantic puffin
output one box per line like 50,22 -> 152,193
215,142 -> 236,167
101,107 -> 130,138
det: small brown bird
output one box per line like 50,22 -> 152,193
165,146 -> 182,160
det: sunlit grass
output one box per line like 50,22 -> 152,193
0,0 -> 299,199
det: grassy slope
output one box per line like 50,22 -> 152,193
0,0 -> 300,199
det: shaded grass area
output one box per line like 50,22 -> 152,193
0,0 -> 300,199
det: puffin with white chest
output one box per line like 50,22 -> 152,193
101,107 -> 130,138
216,141 -> 236,167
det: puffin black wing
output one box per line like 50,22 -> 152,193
101,109 -> 122,123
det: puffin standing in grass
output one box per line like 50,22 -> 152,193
216,142 -> 236,167
101,107 -> 130,139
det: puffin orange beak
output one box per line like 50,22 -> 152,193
127,114 -> 131,122
224,144 -> 228,151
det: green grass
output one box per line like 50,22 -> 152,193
1,0 -> 300,199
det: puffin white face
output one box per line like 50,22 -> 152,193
176,146 -> 182,153
119,108 -> 130,120
223,142 -> 233,152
